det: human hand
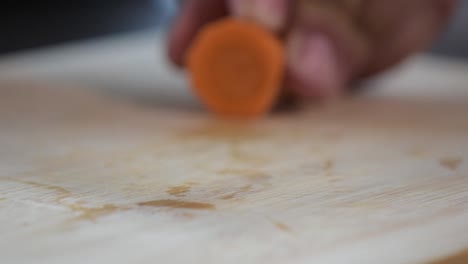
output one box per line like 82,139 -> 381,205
168,0 -> 458,99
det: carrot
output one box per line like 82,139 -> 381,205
186,18 -> 285,118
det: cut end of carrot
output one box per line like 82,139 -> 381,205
186,18 -> 285,119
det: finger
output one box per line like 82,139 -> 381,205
361,0 -> 459,77
285,1 -> 371,98
437,0 -> 460,21
228,0 -> 290,31
168,0 -> 228,67
360,0 -> 423,41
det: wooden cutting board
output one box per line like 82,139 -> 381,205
1,79 -> 468,264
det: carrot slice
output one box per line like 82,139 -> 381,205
186,18 -> 285,118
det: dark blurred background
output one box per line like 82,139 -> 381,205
1,0 -> 467,58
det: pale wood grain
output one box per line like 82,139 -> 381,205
1,32 -> 468,264
1,80 -> 468,264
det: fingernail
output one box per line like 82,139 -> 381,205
288,32 -> 346,98
253,0 -> 287,31
228,0 -> 287,31
228,0 -> 253,17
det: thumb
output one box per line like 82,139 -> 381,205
287,31 -> 347,98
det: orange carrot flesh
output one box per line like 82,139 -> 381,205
186,18 -> 285,118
